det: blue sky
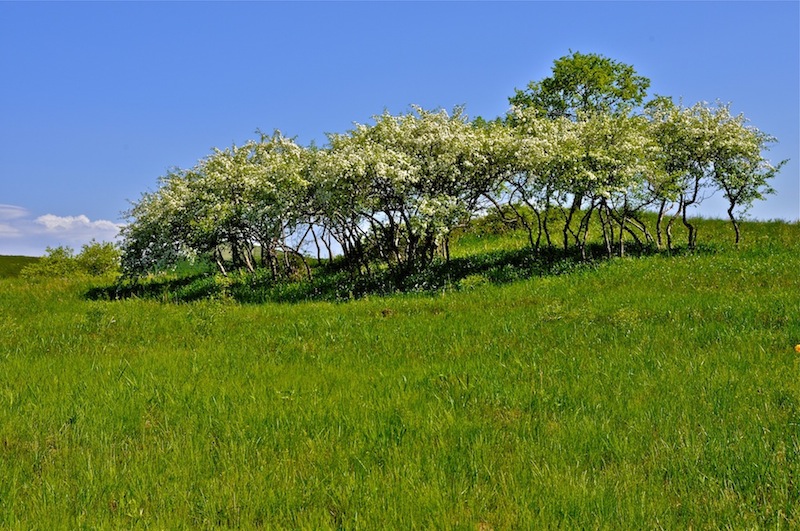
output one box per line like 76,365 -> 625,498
1,1 -> 797,256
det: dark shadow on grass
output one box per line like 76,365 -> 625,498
86,242 -> 718,304
85,272 -> 220,302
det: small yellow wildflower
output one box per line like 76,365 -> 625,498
795,344 -> 800,354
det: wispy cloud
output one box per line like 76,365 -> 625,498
0,223 -> 22,237
0,204 -> 29,221
0,205 -> 122,256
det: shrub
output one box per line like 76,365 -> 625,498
75,240 -> 121,276
20,241 -> 120,279
20,246 -> 79,279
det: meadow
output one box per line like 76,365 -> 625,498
1,216 -> 798,528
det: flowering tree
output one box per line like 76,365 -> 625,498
313,107 -> 517,274
120,171 -> 195,275
576,112 -> 661,256
705,106 -> 785,244
121,132 -> 311,277
508,51 -> 658,256
503,109 -> 581,249
245,132 -> 312,276
646,98 -> 783,248
509,107 -> 660,257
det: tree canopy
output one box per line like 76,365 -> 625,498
508,50 -> 651,119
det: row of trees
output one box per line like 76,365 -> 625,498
121,52 -> 784,279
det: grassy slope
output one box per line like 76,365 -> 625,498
0,218 -> 798,528
0,255 -> 38,278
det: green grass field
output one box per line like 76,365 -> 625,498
1,217 -> 799,528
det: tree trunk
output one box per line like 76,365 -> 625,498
598,205 -> 612,257
655,198 -> 667,249
214,248 -> 228,276
577,203 -> 595,260
682,205 -> 697,250
507,200 -> 536,250
542,206 -> 552,247
727,202 -> 741,245
532,207 -> 543,249
310,226 -> 323,265
624,214 -> 653,245
665,199 -> 683,252
562,194 -> 582,251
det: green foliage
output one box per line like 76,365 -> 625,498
75,240 -> 121,276
20,245 -> 79,278
20,241 -> 120,279
508,50 -> 651,119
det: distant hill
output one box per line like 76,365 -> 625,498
0,255 -> 39,278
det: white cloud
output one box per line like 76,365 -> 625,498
0,204 -> 29,221
35,214 -> 121,233
0,205 -> 123,256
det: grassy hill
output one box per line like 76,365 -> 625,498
0,216 -> 798,527
0,255 -> 38,278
